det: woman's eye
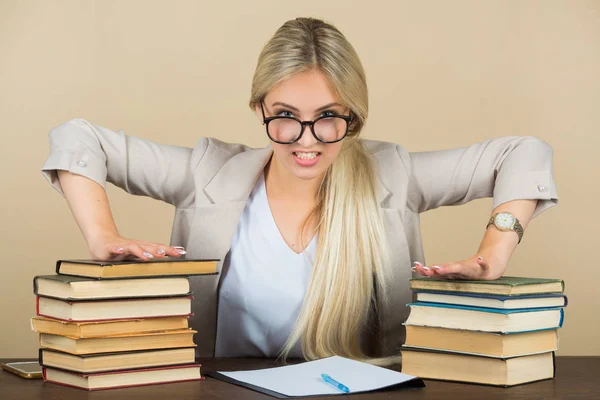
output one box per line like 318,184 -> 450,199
277,110 -> 294,117
320,111 -> 337,117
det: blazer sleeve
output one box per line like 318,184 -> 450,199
404,136 -> 558,218
41,118 -> 200,208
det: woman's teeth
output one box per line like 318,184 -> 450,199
294,152 -> 319,160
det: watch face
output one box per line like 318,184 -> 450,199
495,212 -> 516,230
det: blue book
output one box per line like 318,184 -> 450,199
413,291 -> 568,310
405,302 -> 564,333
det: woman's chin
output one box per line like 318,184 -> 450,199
287,163 -> 326,181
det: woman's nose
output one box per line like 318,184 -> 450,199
297,124 -> 318,147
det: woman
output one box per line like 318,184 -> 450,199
41,17 -> 558,364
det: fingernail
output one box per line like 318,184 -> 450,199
477,256 -> 483,261
422,266 -> 431,271
157,249 -> 165,255
413,261 -> 422,266
411,266 -> 417,272
174,246 -> 185,250
142,252 -> 154,258
116,248 -> 124,252
176,250 -> 187,255
432,265 -> 442,270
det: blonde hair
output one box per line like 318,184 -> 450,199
249,18 -> 393,365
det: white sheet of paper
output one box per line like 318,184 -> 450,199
217,356 -> 418,397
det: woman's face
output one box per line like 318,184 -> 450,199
256,68 -> 349,182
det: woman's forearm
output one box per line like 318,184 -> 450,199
478,199 -> 538,271
57,170 -> 119,249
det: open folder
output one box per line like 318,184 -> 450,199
207,356 -> 425,398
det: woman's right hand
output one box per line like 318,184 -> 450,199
55,171 -> 187,262
88,233 -> 186,261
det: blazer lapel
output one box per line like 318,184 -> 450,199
188,145 -> 273,358
203,146 -> 274,204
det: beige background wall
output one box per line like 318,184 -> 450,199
0,0 -> 598,357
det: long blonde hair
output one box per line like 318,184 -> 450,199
249,18 -> 392,364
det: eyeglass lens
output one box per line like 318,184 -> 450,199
268,117 -> 347,143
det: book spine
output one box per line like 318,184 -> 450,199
55,260 -> 62,274
38,348 -> 44,366
33,276 -> 39,295
35,296 -> 40,316
559,308 -> 564,328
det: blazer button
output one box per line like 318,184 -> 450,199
77,160 -> 87,168
537,185 -> 546,192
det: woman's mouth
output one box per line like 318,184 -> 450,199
293,151 -> 321,166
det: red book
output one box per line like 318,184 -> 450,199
42,363 -> 202,391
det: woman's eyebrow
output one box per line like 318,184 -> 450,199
271,101 -> 344,113
271,102 -> 299,111
315,102 -> 344,112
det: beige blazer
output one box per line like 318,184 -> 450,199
42,118 -> 558,358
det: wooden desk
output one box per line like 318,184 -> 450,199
1,357 -> 597,399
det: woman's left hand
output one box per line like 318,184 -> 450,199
412,254 -> 506,280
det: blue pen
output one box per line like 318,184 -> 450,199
321,373 -> 350,393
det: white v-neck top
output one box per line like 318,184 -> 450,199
214,173 -> 317,358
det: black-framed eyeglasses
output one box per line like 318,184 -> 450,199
260,101 -> 352,144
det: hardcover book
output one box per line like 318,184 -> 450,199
56,258 -> 219,279
33,274 -> 191,300
403,325 -> 558,357
410,276 -> 564,296
39,329 -> 197,354
405,303 -> 564,333
42,363 -> 202,391
36,295 -> 193,322
30,315 -> 190,338
400,348 -> 555,387
414,291 -> 567,309
39,347 -> 196,373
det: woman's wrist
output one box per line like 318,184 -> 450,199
86,229 -> 120,251
476,240 -> 512,279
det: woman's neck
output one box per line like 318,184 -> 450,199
264,157 -> 322,202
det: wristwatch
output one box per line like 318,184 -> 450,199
487,212 -> 523,244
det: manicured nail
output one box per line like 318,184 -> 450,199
174,246 -> 185,250
142,252 -> 154,258
411,266 -> 417,272
116,248 -> 124,252
422,266 -> 431,271
413,261 -> 423,266
157,249 -> 165,255
432,265 -> 442,270
176,250 -> 187,255
477,256 -> 484,261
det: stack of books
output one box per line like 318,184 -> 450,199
30,258 -> 217,391
400,276 -> 567,387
